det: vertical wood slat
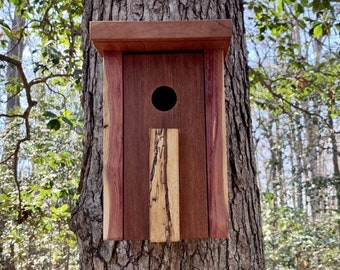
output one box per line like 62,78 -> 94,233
103,51 -> 123,240
149,129 -> 180,242
205,49 -> 229,238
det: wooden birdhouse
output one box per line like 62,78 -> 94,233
90,20 -> 232,242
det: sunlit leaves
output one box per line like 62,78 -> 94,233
311,0 -> 333,12
247,1 -> 340,268
262,193 -> 340,269
248,0 -> 340,58
313,23 -> 323,37
44,109 -> 76,131
51,204 -> 69,218
247,0 -> 340,117
294,2 -> 304,15
0,18 -> 13,40
0,0 -> 82,268
46,118 -> 61,130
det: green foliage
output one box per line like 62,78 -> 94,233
247,0 -> 340,268
0,123 -> 81,268
248,0 -> 340,61
0,0 -> 82,268
263,192 -> 340,269
44,109 -> 75,131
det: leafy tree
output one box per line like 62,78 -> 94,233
0,0 -> 82,268
263,192 -> 340,269
247,0 -> 340,268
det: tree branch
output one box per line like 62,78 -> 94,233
249,67 -> 339,134
0,113 -> 25,118
0,53 -> 37,220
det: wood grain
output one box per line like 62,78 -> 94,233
205,49 -> 229,238
149,129 -> 180,242
103,51 -> 123,240
90,20 -> 232,56
123,52 -> 208,240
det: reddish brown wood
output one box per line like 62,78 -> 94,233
90,20 -> 232,56
98,21 -> 231,241
205,49 -> 229,238
102,51 -> 123,240
123,52 -> 208,240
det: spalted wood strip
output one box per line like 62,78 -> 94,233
90,20 -> 232,56
149,129 -> 180,242
103,51 -> 123,240
205,49 -> 229,238
165,129 -> 180,242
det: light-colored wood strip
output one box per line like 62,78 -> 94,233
166,129 -> 180,242
205,49 -> 229,238
90,20 -> 232,56
103,51 -> 123,240
149,128 -> 180,242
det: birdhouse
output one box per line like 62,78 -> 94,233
90,20 -> 232,242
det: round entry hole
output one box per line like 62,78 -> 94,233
151,86 -> 177,111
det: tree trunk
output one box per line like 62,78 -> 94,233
0,11 -> 25,270
70,0 -> 265,269
6,14 -> 25,111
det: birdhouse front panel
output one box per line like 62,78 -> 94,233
90,20 -> 232,242
123,52 -> 208,240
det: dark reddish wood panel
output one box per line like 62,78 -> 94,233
123,52 -> 208,240
205,49 -> 229,238
102,51 -> 123,240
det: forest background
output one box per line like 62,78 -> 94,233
0,0 -> 339,269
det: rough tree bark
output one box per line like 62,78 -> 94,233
70,0 -> 265,269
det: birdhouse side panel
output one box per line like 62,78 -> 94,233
205,49 -> 229,238
103,52 -> 124,240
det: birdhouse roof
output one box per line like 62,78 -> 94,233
90,20 -> 232,56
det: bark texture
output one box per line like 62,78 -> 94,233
70,0 -> 265,269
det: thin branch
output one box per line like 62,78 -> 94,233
45,82 -> 67,109
0,53 -> 37,220
6,88 -> 23,103
29,73 -> 73,87
249,67 -> 339,134
0,113 -> 25,118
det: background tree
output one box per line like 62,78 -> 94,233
0,8 -> 25,269
247,0 -> 340,268
0,0 -> 82,268
70,0 -> 265,269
